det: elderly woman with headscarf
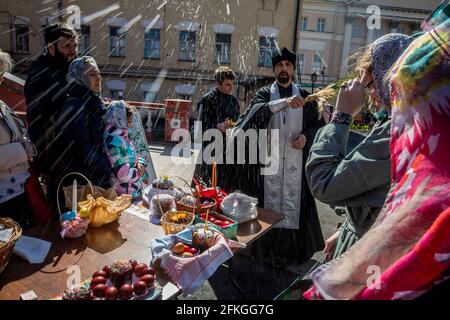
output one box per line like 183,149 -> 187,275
0,49 -> 36,228
304,7 -> 450,299
56,56 -> 111,188
305,33 -> 414,261
103,100 -> 148,199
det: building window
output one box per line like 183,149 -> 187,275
179,31 -> 196,61
14,25 -> 30,53
312,54 -> 322,73
40,25 -> 48,53
316,18 -> 326,33
258,36 -> 276,68
78,25 -> 91,55
110,89 -> 124,100
215,33 -> 231,64
178,94 -> 192,100
109,26 -> 126,57
297,53 -> 304,75
143,91 -> 157,103
301,17 -> 308,31
144,29 -> 161,59
352,22 -> 363,37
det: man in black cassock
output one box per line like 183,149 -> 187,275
194,66 -> 240,191
228,47 -> 325,266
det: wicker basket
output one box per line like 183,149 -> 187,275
0,218 -> 22,274
160,211 -> 195,235
176,196 -> 217,215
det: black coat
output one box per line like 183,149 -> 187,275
230,83 -> 326,206
24,54 -> 69,175
194,88 -> 240,190
55,83 -> 112,188
197,88 -> 240,131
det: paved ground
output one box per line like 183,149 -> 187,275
148,130 -> 364,299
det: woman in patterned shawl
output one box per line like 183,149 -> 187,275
103,100 -> 149,199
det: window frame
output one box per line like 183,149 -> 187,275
144,29 -> 161,59
312,53 -> 323,73
178,30 -> 196,62
258,36 -> 277,68
109,26 -> 126,57
296,52 -> 305,75
301,17 -> 308,31
316,17 -> 326,33
78,25 -> 91,55
110,89 -> 124,100
214,33 -> 232,65
14,24 -> 30,54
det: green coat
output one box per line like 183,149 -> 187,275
305,115 -> 391,255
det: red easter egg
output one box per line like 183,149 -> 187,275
119,284 -> 133,300
134,263 -> 148,277
92,284 -> 107,297
133,281 -> 148,296
140,274 -> 155,287
105,287 -> 118,300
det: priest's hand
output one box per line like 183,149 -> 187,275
286,95 -> 305,109
291,134 -> 307,150
335,78 -> 364,117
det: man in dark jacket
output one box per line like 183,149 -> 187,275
24,23 -> 78,180
24,23 -> 78,210
194,66 -> 240,191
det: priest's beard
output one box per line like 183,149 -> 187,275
52,46 -> 72,74
276,72 -> 292,85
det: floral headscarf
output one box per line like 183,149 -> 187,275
105,100 -> 129,129
66,56 -> 99,92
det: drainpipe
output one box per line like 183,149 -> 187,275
293,0 -> 301,52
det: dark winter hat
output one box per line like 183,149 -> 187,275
272,47 -> 296,69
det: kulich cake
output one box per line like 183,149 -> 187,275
151,176 -> 174,190
108,260 -> 133,288
192,227 -> 215,250
62,285 -> 91,300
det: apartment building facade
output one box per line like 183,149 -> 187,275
0,0 -> 301,115
297,0 -> 439,89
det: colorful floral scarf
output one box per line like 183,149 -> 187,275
305,18 -> 450,300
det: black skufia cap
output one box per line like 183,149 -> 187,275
272,47 -> 296,69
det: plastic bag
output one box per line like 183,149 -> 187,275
78,194 -> 132,228
220,192 -> 258,224
63,185 -> 117,210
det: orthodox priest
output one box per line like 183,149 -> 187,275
228,47 -> 325,265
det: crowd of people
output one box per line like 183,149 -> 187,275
0,23 -> 156,225
0,0 -> 448,300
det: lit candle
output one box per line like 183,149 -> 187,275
72,179 -> 77,213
